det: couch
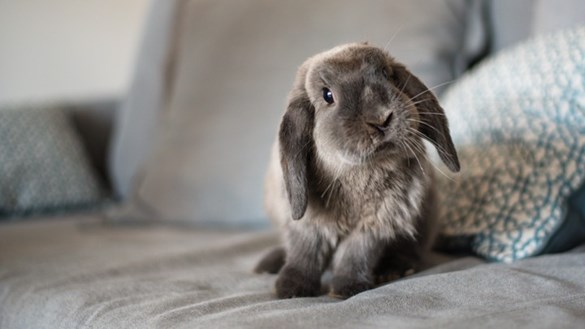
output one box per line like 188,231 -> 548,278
1,1 -> 584,328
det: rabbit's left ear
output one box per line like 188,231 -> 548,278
393,65 -> 460,172
279,88 -> 315,220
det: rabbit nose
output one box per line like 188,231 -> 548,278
367,111 -> 393,133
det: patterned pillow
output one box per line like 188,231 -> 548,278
437,26 -> 585,262
0,105 -> 106,218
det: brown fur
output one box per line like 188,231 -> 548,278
257,43 -> 459,299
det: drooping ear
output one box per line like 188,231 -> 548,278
393,65 -> 460,172
279,87 -> 315,220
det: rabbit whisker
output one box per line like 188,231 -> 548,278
315,137 -> 341,186
406,118 -> 447,141
407,127 -> 451,160
323,162 -> 344,207
408,138 -> 455,182
388,67 -> 413,106
384,25 -> 404,52
409,99 -> 433,107
409,80 -> 455,101
402,139 -> 425,175
416,111 -> 447,116
390,70 -> 413,104
424,155 -> 455,182
293,139 -> 313,160
316,138 -> 345,203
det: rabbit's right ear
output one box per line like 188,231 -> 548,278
279,86 -> 315,220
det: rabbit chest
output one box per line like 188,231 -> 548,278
307,157 -> 430,239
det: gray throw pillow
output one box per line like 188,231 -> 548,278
0,104 -> 106,218
110,0 -> 472,228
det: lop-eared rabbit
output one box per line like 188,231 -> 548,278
256,43 -> 460,299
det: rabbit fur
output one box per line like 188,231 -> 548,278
256,43 -> 460,299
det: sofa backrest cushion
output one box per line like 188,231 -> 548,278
489,0 -> 585,53
109,0 -> 473,227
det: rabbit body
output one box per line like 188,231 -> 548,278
257,43 -> 459,299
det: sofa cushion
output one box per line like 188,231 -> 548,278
437,26 -> 585,262
110,0 -> 472,227
489,0 -> 585,53
1,215 -> 585,328
0,104 -> 106,218
109,0 -> 180,198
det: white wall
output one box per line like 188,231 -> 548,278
0,0 -> 150,103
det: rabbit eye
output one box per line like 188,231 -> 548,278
323,88 -> 334,104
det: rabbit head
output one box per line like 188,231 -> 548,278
279,43 -> 460,220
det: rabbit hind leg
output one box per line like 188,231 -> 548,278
254,246 -> 286,274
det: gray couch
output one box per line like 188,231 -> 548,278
1,1 -> 585,328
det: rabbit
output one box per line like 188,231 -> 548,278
255,43 -> 460,299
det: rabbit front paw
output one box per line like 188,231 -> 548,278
329,275 -> 372,299
275,266 -> 321,298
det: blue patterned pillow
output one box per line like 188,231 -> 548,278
0,105 -> 106,218
438,26 -> 585,262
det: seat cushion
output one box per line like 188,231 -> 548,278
2,215 -> 585,328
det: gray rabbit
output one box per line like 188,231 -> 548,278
255,43 -> 460,299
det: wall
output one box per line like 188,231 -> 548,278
0,0 -> 150,103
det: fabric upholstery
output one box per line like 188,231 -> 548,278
1,215 -> 585,328
489,0 -> 585,53
438,26 -> 585,262
111,0 -> 472,227
109,0 -> 184,198
542,182 -> 585,255
0,105 -> 105,218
